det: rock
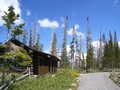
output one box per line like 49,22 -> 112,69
71,83 -> 77,87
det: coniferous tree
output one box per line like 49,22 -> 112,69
113,31 -> 119,68
75,31 -> 79,68
36,34 -> 40,47
29,30 -> 33,48
12,23 -> 25,38
81,53 -> 85,69
102,34 -> 106,44
2,5 -> 19,41
2,5 -> 25,41
33,34 -> 43,51
103,41 -> 109,68
108,31 -> 114,68
34,34 -> 41,51
103,31 -> 118,68
60,16 -> 68,68
104,31 -> 120,68
22,29 -> 28,45
118,46 -> 120,67
51,32 -> 57,56
57,44 -> 60,58
33,16 -> 38,46
102,33 -> 106,67
86,17 -> 95,69
70,26 -> 79,68
70,26 -> 76,69
97,30 -> 103,68
78,35 -> 83,67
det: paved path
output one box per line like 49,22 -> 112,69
77,72 -> 120,90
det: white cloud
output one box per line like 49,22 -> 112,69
74,24 -> 79,30
67,28 -> 73,35
27,10 -> 31,16
92,41 -> 99,59
82,53 -> 87,60
66,45 -> 70,53
92,41 -> 100,48
38,18 -> 59,29
92,40 -> 105,59
44,49 -> 50,54
0,0 -> 24,26
67,24 -> 85,37
118,42 -> 120,46
92,41 -> 120,48
92,40 -> 105,49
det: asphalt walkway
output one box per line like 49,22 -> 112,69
77,72 -> 120,90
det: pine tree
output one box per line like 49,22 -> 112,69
22,29 -> 28,45
69,26 -> 79,69
113,31 -> 119,68
60,16 -> 68,68
12,23 -> 25,38
57,43 -> 60,59
118,47 -> 120,67
70,26 -> 76,69
75,30 -> 79,68
102,34 -> 106,44
103,41 -> 109,68
2,5 -> 19,41
102,33 -> 106,67
81,53 -> 85,69
33,16 -> 38,46
2,5 -> 25,41
51,32 -> 57,56
34,34 -> 41,51
98,30 -> 103,68
29,30 -> 33,48
108,31 -> 114,68
103,31 -> 115,68
86,17 -> 95,69
78,35 -> 83,67
86,45 -> 95,69
33,34 -> 43,51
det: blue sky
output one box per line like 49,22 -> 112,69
0,0 -> 120,53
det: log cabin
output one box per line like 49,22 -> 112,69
0,38 -> 60,75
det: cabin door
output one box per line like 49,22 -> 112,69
38,66 -> 49,75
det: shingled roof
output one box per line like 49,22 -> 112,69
9,38 -> 60,61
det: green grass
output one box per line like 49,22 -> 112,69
8,69 -> 79,90
101,68 -> 120,72
109,73 -> 120,87
0,71 -> 23,86
75,68 -> 120,74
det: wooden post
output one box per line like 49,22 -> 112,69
53,61 -> 54,74
28,67 -> 30,77
1,71 -> 5,83
12,75 -> 16,82
50,60 -> 52,74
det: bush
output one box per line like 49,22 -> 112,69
101,68 -> 120,72
87,68 -> 100,73
8,69 -> 79,90
0,44 -> 9,49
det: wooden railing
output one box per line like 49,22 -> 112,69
0,68 -> 30,90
